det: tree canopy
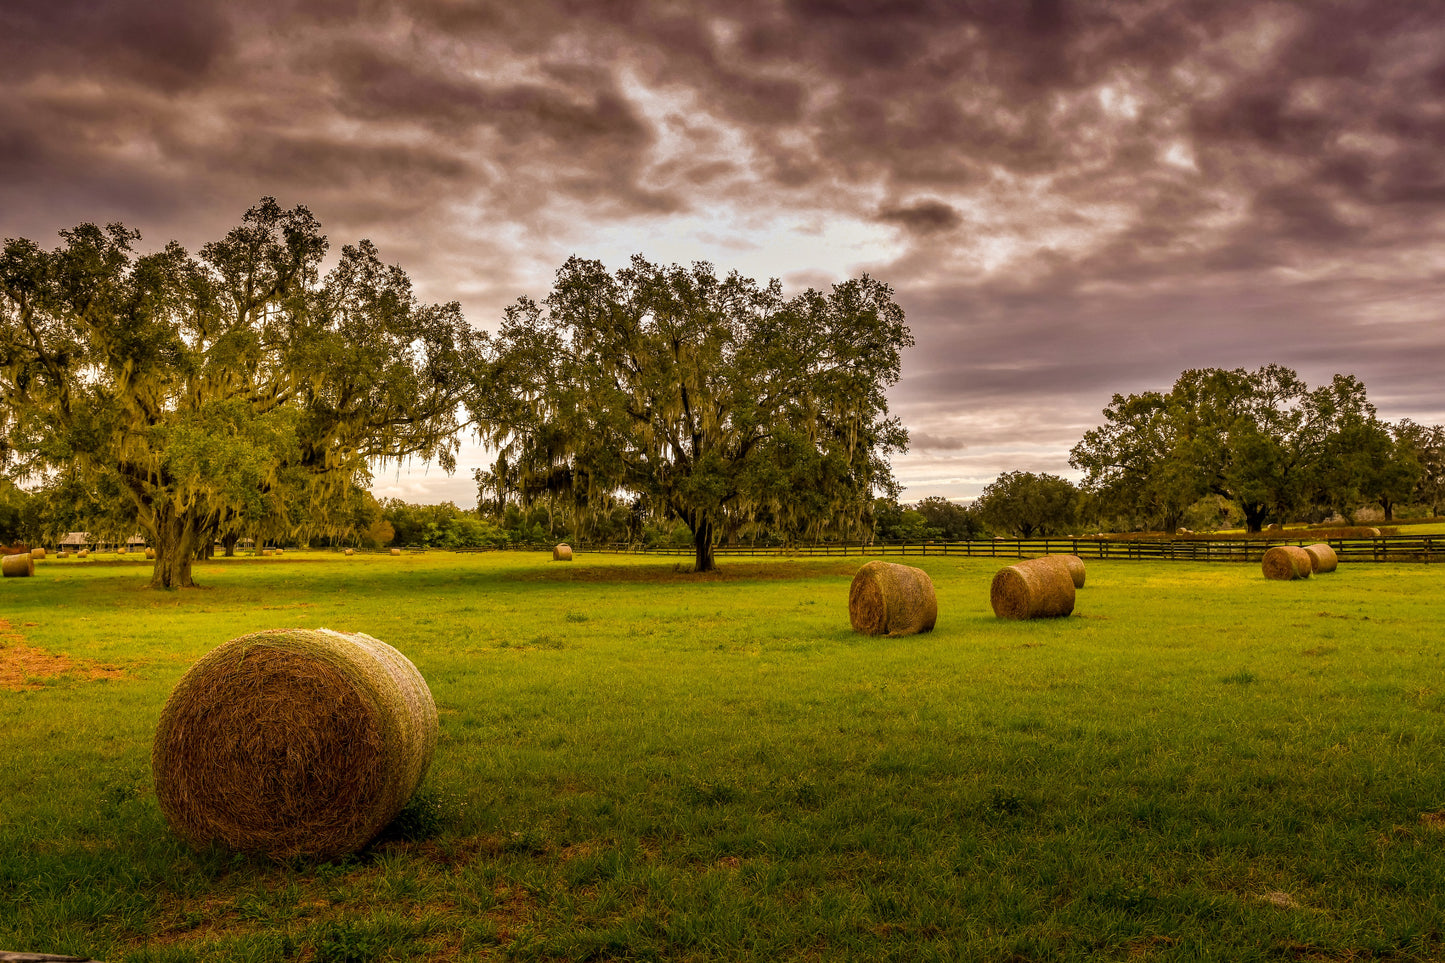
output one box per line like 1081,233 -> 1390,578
974,470 -> 1080,538
1070,365 -> 1427,532
473,255 -> 912,571
0,199 -> 478,586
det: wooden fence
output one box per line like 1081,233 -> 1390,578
569,534 -> 1444,563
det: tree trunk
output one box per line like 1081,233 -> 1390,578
692,517 -> 716,573
1381,499 -> 1395,521
149,506 -> 200,589
222,532 -> 239,557
1241,501 -> 1269,534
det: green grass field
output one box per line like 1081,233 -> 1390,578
2,550 -> 1443,962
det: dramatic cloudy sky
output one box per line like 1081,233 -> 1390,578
5,0 -> 1444,507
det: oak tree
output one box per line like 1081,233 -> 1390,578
0,199 -> 477,587
475,255 -> 911,572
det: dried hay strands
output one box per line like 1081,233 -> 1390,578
991,556 -> 1076,620
2,553 -> 35,578
848,560 -> 938,636
553,544 -> 573,561
152,628 -> 438,861
1303,543 -> 1338,574
1048,553 -> 1085,588
1262,545 -> 1313,581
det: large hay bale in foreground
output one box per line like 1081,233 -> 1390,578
1303,543 -> 1338,574
991,556 -> 1076,620
848,561 -> 937,636
553,544 -> 573,561
152,628 -> 438,860
2,553 -> 34,578
1262,545 -> 1313,581
1048,553 -> 1085,588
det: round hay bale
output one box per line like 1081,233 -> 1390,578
990,556 -> 1076,620
77,549 -> 89,558
58,550 -> 70,559
152,628 -> 438,860
1047,553 -> 1085,588
1262,545 -> 1312,581
1303,543 -> 1338,574
344,548 -> 355,556
30,546 -> 46,560
145,547 -> 156,559
2,553 -> 35,578
390,547 -> 402,556
848,560 -> 937,636
553,543 -> 573,561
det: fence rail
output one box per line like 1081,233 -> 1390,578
564,534 -> 1443,564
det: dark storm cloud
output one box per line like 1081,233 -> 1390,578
0,0 -> 233,89
877,200 -> 963,235
4,0 -> 1444,503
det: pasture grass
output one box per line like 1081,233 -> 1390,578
2,550 -> 1444,961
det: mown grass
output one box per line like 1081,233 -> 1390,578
2,550 -> 1444,961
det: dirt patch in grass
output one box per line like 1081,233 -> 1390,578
0,618 -> 128,691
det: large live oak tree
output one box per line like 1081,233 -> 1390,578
0,199 -> 477,587
474,255 -> 912,572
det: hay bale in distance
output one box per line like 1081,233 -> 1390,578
29,547 -> 46,560
991,556 -> 1076,620
390,547 -> 402,556
553,543 -> 573,561
848,560 -> 938,636
344,548 -> 355,556
1262,545 -> 1312,581
1048,553 -> 1085,588
152,628 -> 438,861
58,550 -> 70,559
145,547 -> 156,559
77,549 -> 89,558
1302,543 -> 1338,574
2,553 -> 35,578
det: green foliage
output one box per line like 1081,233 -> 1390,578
1071,364 -> 1436,532
475,255 -> 912,571
974,470 -> 1079,537
0,199 -> 479,586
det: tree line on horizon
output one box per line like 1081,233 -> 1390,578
4,201 -> 1442,587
